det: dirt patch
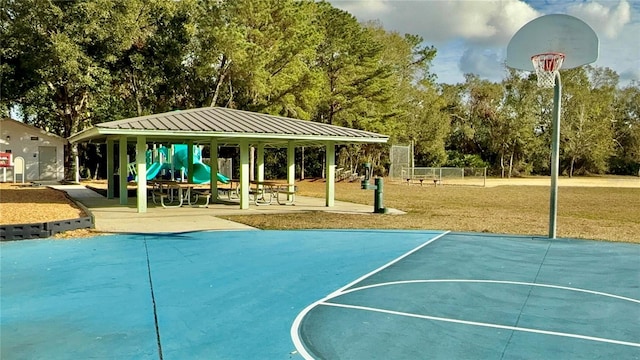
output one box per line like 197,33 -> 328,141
483,175 -> 640,188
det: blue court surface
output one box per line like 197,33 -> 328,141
1,230 -> 639,359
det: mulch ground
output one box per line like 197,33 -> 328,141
0,182 -> 97,238
0,182 -> 86,225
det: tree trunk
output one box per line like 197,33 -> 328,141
210,56 -> 230,107
129,71 -> 143,116
93,162 -> 99,180
63,90 -> 88,181
508,150 -> 514,179
70,143 -> 79,182
500,152 -> 505,178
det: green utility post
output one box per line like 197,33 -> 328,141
373,177 -> 385,213
361,163 -> 387,214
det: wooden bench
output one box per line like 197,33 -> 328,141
406,176 -> 427,186
151,182 -> 183,208
275,184 -> 297,205
216,186 -> 238,200
406,176 -> 441,186
151,190 -> 171,206
190,189 -> 212,207
216,179 -> 239,200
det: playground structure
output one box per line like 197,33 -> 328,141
127,144 -> 229,184
0,152 -> 25,183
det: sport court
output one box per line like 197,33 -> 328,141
1,230 -> 639,359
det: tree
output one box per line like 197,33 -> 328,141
2,0 -> 189,178
312,4 -> 395,129
365,23 -> 445,166
500,69 -> 541,177
611,82 -> 640,175
3,0 -> 110,177
561,66 -> 616,176
104,0 -> 198,117
191,0 -> 322,118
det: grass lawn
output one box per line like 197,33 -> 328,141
222,179 -> 640,243
2,177 -> 638,243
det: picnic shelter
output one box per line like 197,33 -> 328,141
68,107 -> 388,212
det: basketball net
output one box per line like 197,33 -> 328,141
531,53 -> 565,88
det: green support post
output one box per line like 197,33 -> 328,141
374,177 -> 387,213
361,163 -> 387,214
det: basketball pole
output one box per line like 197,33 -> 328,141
549,73 -> 562,239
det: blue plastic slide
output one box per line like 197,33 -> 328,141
192,162 -> 230,184
146,162 -> 163,180
172,145 -> 230,184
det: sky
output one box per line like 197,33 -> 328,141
327,0 -> 640,86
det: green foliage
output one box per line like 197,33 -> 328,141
2,0 -> 638,178
610,82 -> 640,174
560,67 -> 617,176
191,0 -> 322,118
444,151 -> 488,169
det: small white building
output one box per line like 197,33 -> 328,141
0,118 -> 67,181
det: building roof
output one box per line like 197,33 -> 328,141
68,107 -> 388,147
1,118 -> 68,144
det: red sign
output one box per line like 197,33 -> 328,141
0,152 -> 11,167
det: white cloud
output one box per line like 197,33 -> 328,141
335,0 -> 394,18
619,68 -> 640,83
593,13 -> 640,86
330,0 -> 540,45
568,0 -> 631,38
459,48 -> 505,81
327,0 -> 638,85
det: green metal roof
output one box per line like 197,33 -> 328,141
69,107 -> 388,147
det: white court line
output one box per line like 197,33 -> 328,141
290,231 -> 450,360
319,302 -> 640,349
326,231 -> 450,299
338,279 -> 640,304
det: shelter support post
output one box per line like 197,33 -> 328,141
257,144 -> 265,183
136,136 -> 147,213
325,141 -> 335,207
239,140 -> 250,210
210,139 -> 218,196
170,145 -> 175,180
106,139 -> 114,199
187,140 -> 194,183
118,136 -> 128,205
74,151 -> 80,183
287,141 -> 295,201
549,74 -> 562,239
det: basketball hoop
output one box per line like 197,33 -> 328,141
531,52 -> 565,88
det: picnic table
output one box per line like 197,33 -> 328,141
216,179 -> 240,200
151,181 -> 211,208
249,180 -> 297,206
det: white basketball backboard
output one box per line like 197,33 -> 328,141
506,14 -> 599,71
